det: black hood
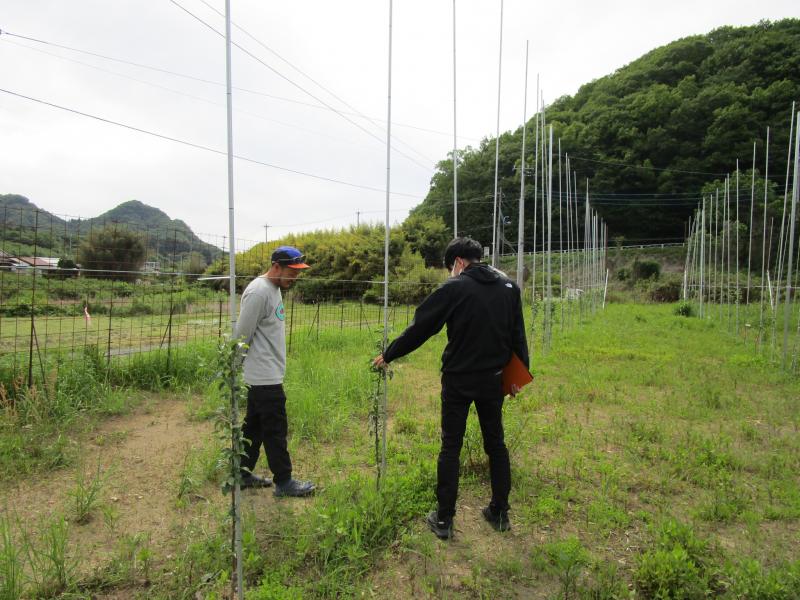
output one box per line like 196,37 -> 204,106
462,263 -> 502,284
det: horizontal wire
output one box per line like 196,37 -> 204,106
0,87 -> 423,199
0,30 -> 474,143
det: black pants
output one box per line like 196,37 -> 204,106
241,384 -> 292,485
437,370 -> 510,520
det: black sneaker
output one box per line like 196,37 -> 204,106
274,479 -> 316,498
426,511 -> 453,540
240,473 -> 272,489
482,506 -> 511,532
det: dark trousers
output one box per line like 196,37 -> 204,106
241,384 -> 292,485
437,370 -> 510,520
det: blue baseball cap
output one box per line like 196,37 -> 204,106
271,245 -> 310,269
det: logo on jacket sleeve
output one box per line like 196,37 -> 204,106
276,302 -> 286,321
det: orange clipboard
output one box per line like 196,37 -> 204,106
502,352 -> 533,396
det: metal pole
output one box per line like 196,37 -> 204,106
545,126 -> 553,349
736,162 -> 740,334
516,40 -> 529,287
683,216 -> 692,300
530,74 -> 540,307
491,0 -> 504,267
759,128 -> 770,344
452,0 -> 458,236
380,0 -> 394,484
783,113 -> 799,367
224,2 -> 242,597
700,198 -> 705,319
747,143 -> 756,305
775,103 -> 796,312
558,139 -> 564,331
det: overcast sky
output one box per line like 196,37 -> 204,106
0,1 -> 796,249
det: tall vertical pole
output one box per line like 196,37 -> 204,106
783,112 -> 799,367
584,180 -> 590,317
558,138 -> 564,330
683,216 -> 693,300
380,0 -> 394,483
747,143 -> 756,306
530,75 -> 539,307
775,103 -> 796,312
545,126 -> 553,349
700,198 -> 706,319
713,189 -> 719,316
736,161 -> 740,334
516,41 -> 529,287
726,177 -> 732,330
759,128 -> 770,343
224,1 -> 242,598
565,155 -> 573,325
452,0 -> 458,237
491,0 -> 504,267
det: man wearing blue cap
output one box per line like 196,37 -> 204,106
233,246 -> 316,497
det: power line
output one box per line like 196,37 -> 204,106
193,0 -> 441,167
0,29 -> 476,142
166,1 -> 435,174
0,87 -> 422,199
2,37 -> 406,153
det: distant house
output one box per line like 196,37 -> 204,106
0,251 -> 24,270
12,256 -> 59,273
144,261 -> 161,273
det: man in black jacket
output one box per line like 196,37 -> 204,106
373,237 -> 529,540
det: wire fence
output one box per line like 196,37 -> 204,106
0,202 -> 614,394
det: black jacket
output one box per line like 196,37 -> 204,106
383,263 -> 529,373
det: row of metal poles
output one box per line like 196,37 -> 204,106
683,106 -> 800,370
499,74 -> 609,356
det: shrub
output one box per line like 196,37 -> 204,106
674,302 -> 693,317
635,546 -> 707,599
632,259 -> 661,281
634,519 -> 714,598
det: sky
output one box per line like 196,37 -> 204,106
0,0 -> 797,249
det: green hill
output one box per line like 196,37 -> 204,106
0,194 -> 220,264
415,19 -> 800,245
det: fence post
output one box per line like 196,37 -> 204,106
218,299 -> 224,339
406,304 -> 410,326
27,209 -> 40,389
316,303 -> 320,340
359,299 -> 364,331
107,295 -> 113,368
340,303 -> 344,331
288,293 -> 295,353
166,297 -> 174,374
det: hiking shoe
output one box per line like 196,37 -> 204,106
426,511 -> 453,540
274,479 -> 316,498
482,506 -> 511,532
240,473 -> 272,489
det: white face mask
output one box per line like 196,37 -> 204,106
450,258 -> 462,278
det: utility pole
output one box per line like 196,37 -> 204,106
357,210 -> 361,227
263,224 -> 269,245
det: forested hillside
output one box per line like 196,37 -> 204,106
0,194 -> 221,263
415,19 -> 800,245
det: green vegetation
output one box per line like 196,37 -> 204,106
204,222 -> 449,300
1,301 -> 798,598
76,225 -> 147,282
415,19 -> 800,242
0,195 -> 221,264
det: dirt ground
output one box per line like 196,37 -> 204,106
1,397 -> 211,573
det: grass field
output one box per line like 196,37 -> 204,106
1,301 -> 799,598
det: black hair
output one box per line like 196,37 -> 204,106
443,237 -> 483,270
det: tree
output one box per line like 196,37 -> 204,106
77,226 -> 146,281
402,214 -> 451,267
